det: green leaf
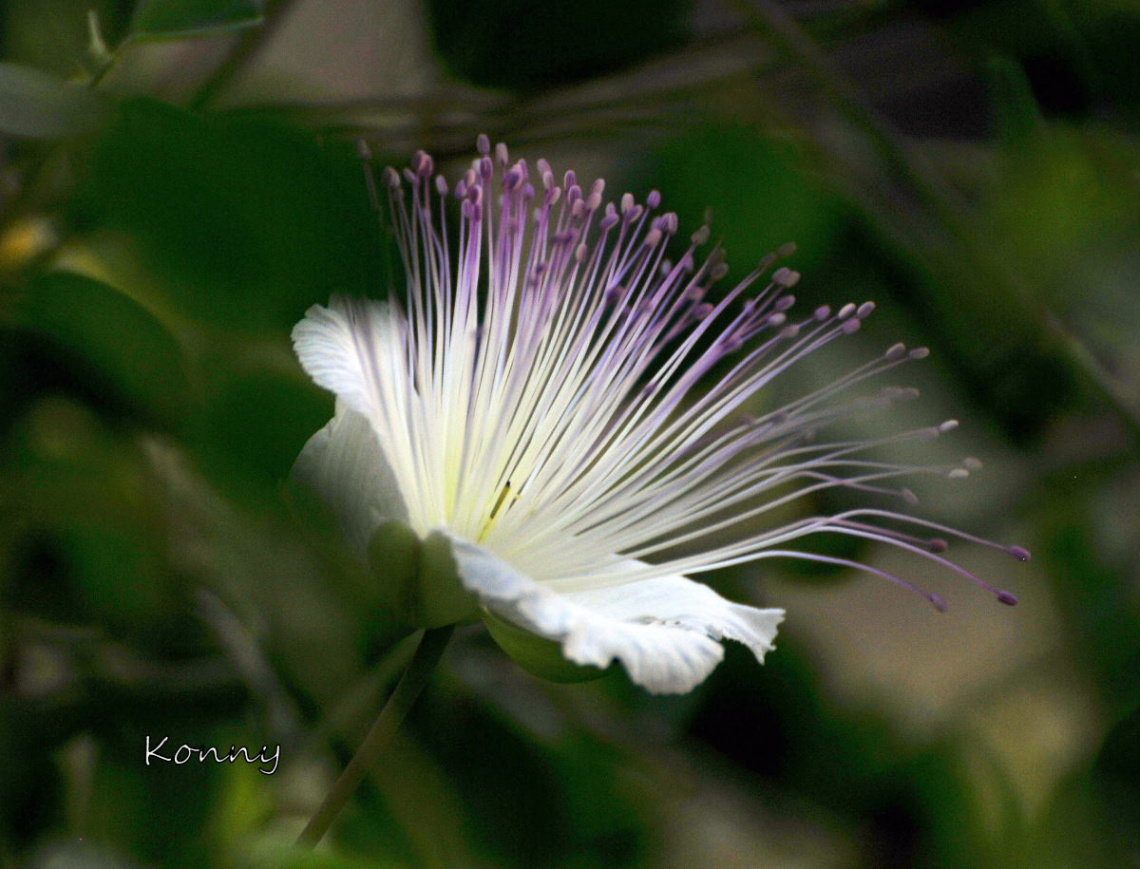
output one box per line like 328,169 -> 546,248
130,0 -> 264,40
427,0 -> 692,91
367,524 -> 478,628
20,271 -> 189,426
985,55 -> 1045,147
87,98 -> 385,332
0,61 -> 108,138
644,127 -> 843,273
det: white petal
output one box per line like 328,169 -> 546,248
291,296 -> 399,424
446,534 -> 784,695
292,400 -> 408,556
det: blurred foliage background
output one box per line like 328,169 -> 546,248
2,0 -> 1139,866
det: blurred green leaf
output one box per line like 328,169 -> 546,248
426,0 -> 692,91
86,98 -> 384,332
1091,704 -> 1140,862
0,61 -> 108,137
130,0 -> 263,40
243,845 -> 401,869
645,127 -> 843,275
1040,491 -> 1140,710
189,355 -> 330,504
19,271 -> 190,427
986,55 -> 1045,146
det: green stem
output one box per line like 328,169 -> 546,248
296,625 -> 454,849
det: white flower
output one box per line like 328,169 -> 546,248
291,137 -> 1026,695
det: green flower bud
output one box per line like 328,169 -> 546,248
368,523 -> 478,628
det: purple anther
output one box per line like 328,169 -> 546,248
719,336 -> 744,353
605,285 -> 625,306
503,167 -> 522,191
996,591 -> 1019,606
856,301 -> 876,319
884,343 -> 907,361
928,593 -> 948,613
403,168 -> 417,184
479,156 -> 493,179
477,133 -> 491,155
467,184 -> 483,205
711,262 -> 729,280
495,142 -> 509,166
591,178 -> 605,197
547,188 -> 562,206
567,185 -> 582,205
1008,546 -> 1031,562
413,151 -> 434,177
775,295 -> 796,312
571,200 -> 586,219
599,213 -> 620,231
837,303 -> 856,319
435,176 -> 449,195
621,193 -> 635,214
909,347 -> 930,360
585,191 -> 602,211
626,205 -> 644,222
693,303 -> 714,320
643,228 -> 663,248
780,324 -> 801,339
542,171 -> 555,190
772,267 -> 800,288
523,183 -> 535,200
381,166 -> 401,189
814,305 -> 831,321
564,170 -> 577,188
575,243 -> 588,262
769,313 -> 788,327
684,286 -> 706,302
928,538 -> 949,553
841,318 -> 862,335
647,190 -> 662,208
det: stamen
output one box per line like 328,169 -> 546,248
356,135 -> 1026,615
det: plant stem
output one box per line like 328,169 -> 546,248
296,625 -> 454,849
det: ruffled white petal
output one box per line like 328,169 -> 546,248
291,296 -> 400,427
292,400 -> 408,556
446,534 -> 783,695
